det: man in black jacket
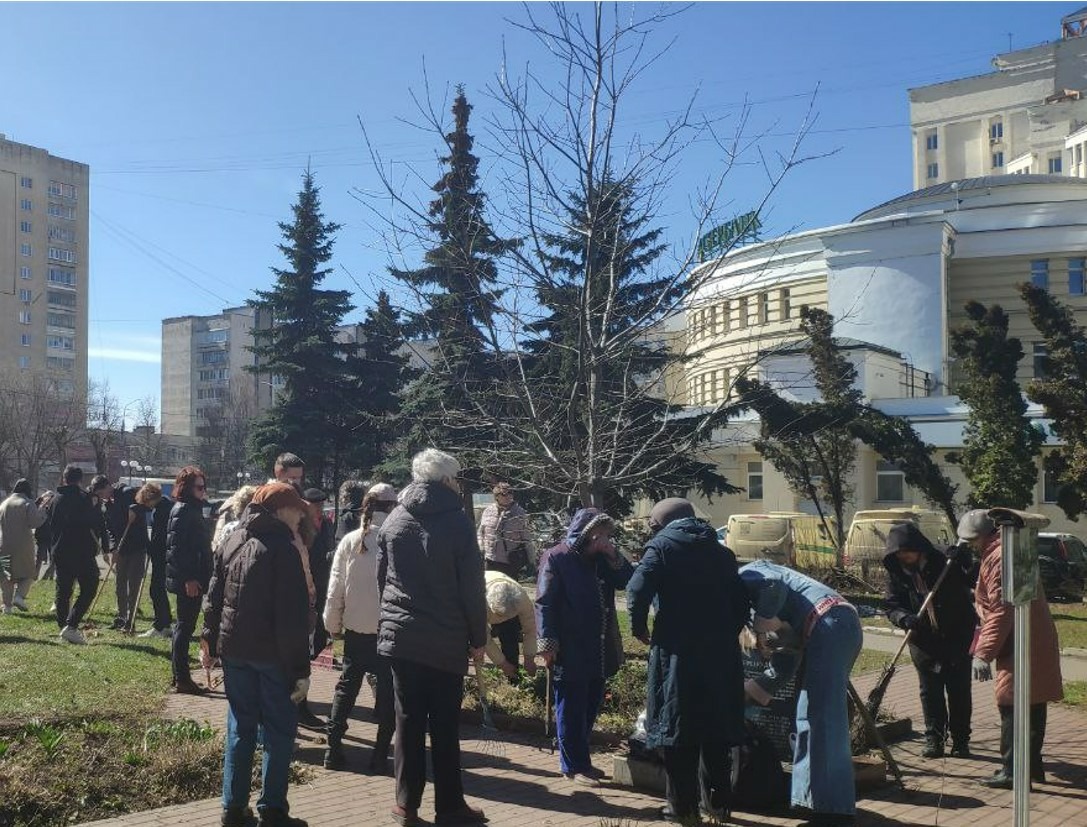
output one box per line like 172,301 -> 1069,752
883,522 -> 976,759
46,465 -> 106,644
139,494 -> 175,638
166,466 -> 213,695
202,482 -> 311,827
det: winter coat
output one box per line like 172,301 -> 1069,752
973,533 -> 1063,706
202,507 -> 311,683
105,484 -> 136,550
477,502 -> 535,567
376,481 -> 488,676
116,503 -> 152,557
324,525 -> 381,636
484,570 -> 538,668
739,560 -> 854,697
0,493 -> 47,580
46,484 -> 102,560
882,523 -> 976,666
308,516 -> 335,614
165,499 -> 212,595
535,508 -> 634,684
150,497 -> 172,559
336,509 -> 360,543
628,517 -> 750,749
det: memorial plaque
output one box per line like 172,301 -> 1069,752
742,649 -> 801,763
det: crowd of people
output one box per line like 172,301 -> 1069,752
0,450 -> 1070,827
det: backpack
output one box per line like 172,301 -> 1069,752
730,720 -> 790,813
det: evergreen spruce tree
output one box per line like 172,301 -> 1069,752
948,301 -> 1043,509
1020,283 -> 1087,518
247,169 -> 352,482
388,87 -> 518,485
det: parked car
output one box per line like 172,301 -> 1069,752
842,507 -> 954,583
726,512 -> 838,569
1036,532 -> 1087,602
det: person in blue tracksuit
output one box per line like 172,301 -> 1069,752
739,560 -> 862,827
535,508 -> 633,786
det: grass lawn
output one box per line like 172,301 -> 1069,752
1062,680 -> 1087,707
1049,601 -> 1087,649
0,579 -> 173,724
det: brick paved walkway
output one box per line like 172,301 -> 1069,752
78,664 -> 1087,827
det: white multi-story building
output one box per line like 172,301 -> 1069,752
0,134 -> 89,399
910,6 -> 1087,187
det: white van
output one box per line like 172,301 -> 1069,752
843,508 -> 954,581
726,512 -> 839,569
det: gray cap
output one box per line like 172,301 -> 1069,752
957,509 -> 996,542
648,497 -> 696,532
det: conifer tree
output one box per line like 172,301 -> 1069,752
247,169 -> 352,482
948,301 -> 1043,509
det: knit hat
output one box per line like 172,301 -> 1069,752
648,497 -> 696,532
957,509 -> 996,542
367,482 -> 398,502
251,482 -> 307,513
12,479 -> 32,497
302,487 -> 328,503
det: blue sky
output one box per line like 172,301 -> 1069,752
1,2 -> 1069,423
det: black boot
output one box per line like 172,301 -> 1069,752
980,770 -> 1013,789
257,808 -> 307,827
296,698 -> 324,729
323,740 -> 345,770
949,739 -> 972,758
368,742 -> 390,775
222,807 -> 255,827
921,734 -> 944,758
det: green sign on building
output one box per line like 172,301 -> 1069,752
697,210 -> 762,262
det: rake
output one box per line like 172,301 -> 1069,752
472,655 -> 505,757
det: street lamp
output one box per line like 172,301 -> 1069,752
120,459 -> 149,485
236,471 -> 252,488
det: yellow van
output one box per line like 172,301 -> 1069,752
726,512 -> 839,569
843,508 -> 954,581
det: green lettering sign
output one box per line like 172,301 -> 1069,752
697,211 -> 762,262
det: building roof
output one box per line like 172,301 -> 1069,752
854,174 -> 1087,221
762,336 -> 903,360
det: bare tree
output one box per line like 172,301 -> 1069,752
1,371 -> 83,492
359,3 -> 823,513
196,384 -> 258,493
85,379 -> 123,474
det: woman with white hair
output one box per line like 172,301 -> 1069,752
323,482 -> 399,774
377,449 -> 488,827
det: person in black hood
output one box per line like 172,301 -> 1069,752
882,521 -> 976,759
45,465 -> 103,644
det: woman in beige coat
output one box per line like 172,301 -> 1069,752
959,510 -> 1063,789
0,479 -> 47,612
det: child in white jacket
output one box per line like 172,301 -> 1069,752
322,483 -> 398,773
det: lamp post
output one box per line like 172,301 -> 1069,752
236,470 -> 252,488
120,459 -> 148,485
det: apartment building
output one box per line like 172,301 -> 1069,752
160,305 -> 273,437
0,134 -> 89,398
910,7 -> 1087,188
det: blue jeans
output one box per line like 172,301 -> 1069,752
222,659 -> 299,814
554,677 -> 604,775
792,606 -> 862,816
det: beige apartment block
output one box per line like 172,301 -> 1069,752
910,7 -> 1087,188
0,134 -> 89,399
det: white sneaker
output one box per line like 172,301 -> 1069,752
60,626 -> 86,645
0,605 -> 11,615
139,627 -> 172,639
12,596 -> 29,612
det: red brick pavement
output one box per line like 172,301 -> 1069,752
77,664 -> 1087,827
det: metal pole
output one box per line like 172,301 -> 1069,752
1013,599 -> 1031,825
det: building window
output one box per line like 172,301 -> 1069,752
48,202 -> 76,220
926,162 -> 939,179
19,289 -> 32,303
20,198 -> 32,211
990,120 -> 1003,140
720,301 -> 730,333
18,356 -> 30,370
1070,258 -> 1086,296
1033,343 -> 1048,378
201,350 -> 228,365
20,220 -> 32,234
992,152 -> 1004,168
20,243 -> 31,257
47,290 -> 76,308
738,296 -> 749,329
747,461 -> 764,501
47,312 -> 75,329
757,292 -> 769,324
48,181 -> 76,200
48,225 -> 76,244
19,266 -> 31,280
1043,468 -> 1063,504
47,335 -> 74,351
1049,154 -> 1063,174
876,460 -> 905,502
48,247 -> 76,264
20,334 -> 31,347
780,288 -> 792,320
925,131 -> 938,151
20,176 -> 32,189
46,356 -> 75,372
47,267 -> 76,287
1031,259 -> 1049,289
18,311 -> 31,325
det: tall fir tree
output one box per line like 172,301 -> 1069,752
948,301 -> 1043,509
512,172 -> 734,514
1020,283 -> 1087,518
247,169 -> 353,482
388,87 -> 518,486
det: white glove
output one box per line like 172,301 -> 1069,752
972,657 -> 992,682
290,677 -> 310,704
